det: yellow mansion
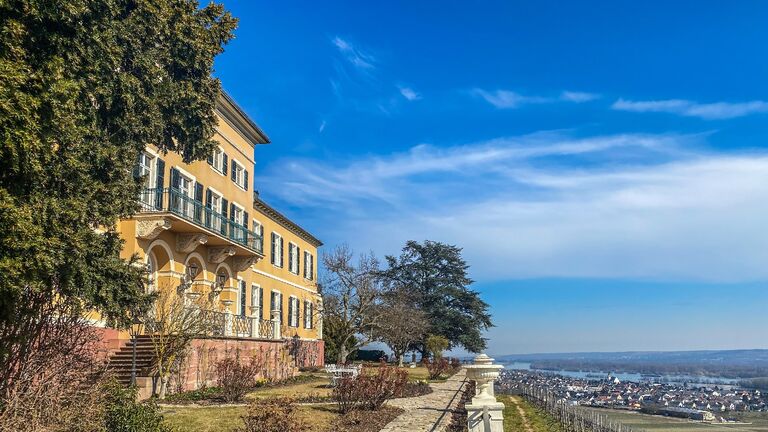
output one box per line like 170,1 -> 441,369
108,92 -> 324,382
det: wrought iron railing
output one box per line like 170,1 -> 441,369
232,315 -> 250,337
138,188 -> 263,254
194,309 -> 280,340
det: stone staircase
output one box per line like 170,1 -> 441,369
107,335 -> 156,386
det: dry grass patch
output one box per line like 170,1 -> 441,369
161,405 -> 337,432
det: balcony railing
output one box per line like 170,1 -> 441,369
198,309 -> 279,340
138,188 -> 262,254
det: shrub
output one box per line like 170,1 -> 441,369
425,335 -> 450,360
449,357 -> 461,369
332,362 -> 408,413
163,386 -> 223,403
237,397 -> 310,432
426,357 -> 451,380
103,380 -> 172,432
215,349 -> 263,403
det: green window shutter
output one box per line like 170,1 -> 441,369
231,160 -> 237,181
222,153 -> 228,174
244,169 -> 249,191
154,158 -> 165,210
170,168 -> 180,190
271,233 -> 276,264
280,237 -> 284,267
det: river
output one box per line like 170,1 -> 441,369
505,362 -> 739,386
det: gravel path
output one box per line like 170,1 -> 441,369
381,369 -> 468,432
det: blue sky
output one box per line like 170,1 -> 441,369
214,1 -> 768,354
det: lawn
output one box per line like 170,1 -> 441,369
245,374 -> 331,400
161,405 -> 337,432
585,408 -> 768,432
499,395 -> 565,432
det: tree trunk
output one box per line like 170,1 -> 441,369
158,376 -> 169,399
398,353 -> 404,367
338,345 -> 348,365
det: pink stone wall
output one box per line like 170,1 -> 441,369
168,337 -> 324,392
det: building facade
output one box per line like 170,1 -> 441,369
110,92 -> 323,386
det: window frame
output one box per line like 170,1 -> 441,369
303,251 -> 314,280
209,146 -> 225,174
288,296 -> 300,327
231,159 -> 247,190
271,232 -> 283,267
288,242 -> 300,274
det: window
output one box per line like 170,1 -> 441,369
303,251 -> 314,280
136,152 -> 156,207
137,152 -> 155,189
252,220 -> 263,237
288,243 -> 300,274
251,284 -> 262,318
271,232 -> 283,267
207,189 -> 223,231
208,147 -> 226,174
171,168 -> 194,219
238,279 -> 247,317
304,300 -> 313,329
270,290 -> 282,322
288,296 -> 300,327
231,205 -> 245,226
231,159 -> 248,190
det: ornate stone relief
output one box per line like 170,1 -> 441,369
208,246 -> 236,263
135,218 -> 172,240
231,255 -> 259,271
176,233 -> 208,253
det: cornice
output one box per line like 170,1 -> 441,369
215,91 -> 270,147
253,194 -> 323,248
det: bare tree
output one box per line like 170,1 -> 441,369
0,290 -> 108,431
375,295 -> 428,367
144,285 -> 213,399
321,245 -> 386,364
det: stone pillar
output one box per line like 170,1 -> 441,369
221,300 -> 234,337
271,309 -> 281,339
465,354 -> 505,432
249,306 -> 260,338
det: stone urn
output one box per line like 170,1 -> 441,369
464,353 -> 504,404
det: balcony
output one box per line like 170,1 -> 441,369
135,188 -> 263,257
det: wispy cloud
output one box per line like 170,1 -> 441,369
318,120 -> 327,133
612,98 -> 768,120
560,90 -> 601,102
332,36 -> 376,70
258,132 -> 768,283
398,86 -> 421,101
474,88 -> 599,109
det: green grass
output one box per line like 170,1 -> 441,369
499,395 -> 565,432
161,405 -> 337,432
585,408 -> 768,432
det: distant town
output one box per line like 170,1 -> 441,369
497,369 -> 767,423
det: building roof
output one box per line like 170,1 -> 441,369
253,193 -> 323,248
216,91 -> 270,146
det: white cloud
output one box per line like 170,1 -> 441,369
612,98 -> 768,120
560,90 -> 600,102
474,89 -> 599,108
473,89 -> 549,108
332,36 -> 375,70
398,86 -> 421,101
258,132 -> 768,283
318,120 -> 326,133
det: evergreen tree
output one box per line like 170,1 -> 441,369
0,0 -> 236,400
382,240 -> 493,353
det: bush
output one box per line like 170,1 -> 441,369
352,349 -> 388,362
237,397 -> 310,432
449,357 -> 461,369
426,357 -> 451,380
103,380 -> 172,432
163,386 -> 223,404
215,349 -> 264,403
332,362 -> 408,413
